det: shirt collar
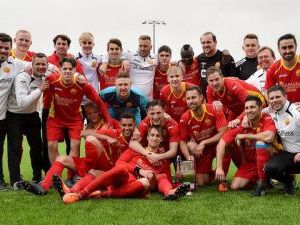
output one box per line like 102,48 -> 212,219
277,101 -> 290,115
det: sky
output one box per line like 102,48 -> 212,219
2,0 -> 299,60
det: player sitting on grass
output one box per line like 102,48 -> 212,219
21,111 -> 134,196
57,125 -> 190,203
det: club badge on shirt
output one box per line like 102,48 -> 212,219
284,118 -> 290,126
70,88 -> 77,95
126,102 -> 132,108
92,61 -> 97,68
3,67 -> 10,73
205,119 -> 212,126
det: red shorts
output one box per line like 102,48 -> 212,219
47,117 -> 83,141
195,146 -> 216,174
72,154 -> 114,177
234,162 -> 258,182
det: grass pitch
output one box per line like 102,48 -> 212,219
1,140 -> 300,225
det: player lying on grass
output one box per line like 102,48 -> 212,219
55,125 -> 190,204
21,111 -> 134,195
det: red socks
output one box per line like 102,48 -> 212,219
71,173 -> 95,193
256,143 -> 270,181
41,161 -> 64,190
79,166 -> 128,198
156,173 -> 172,196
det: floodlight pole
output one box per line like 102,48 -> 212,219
142,20 -> 166,54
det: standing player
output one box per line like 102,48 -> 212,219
0,33 -> 26,190
44,34 -> 84,163
215,95 -> 278,196
48,34 -> 83,74
196,32 -> 238,96
236,34 -> 260,80
11,30 -> 35,62
246,46 -> 276,94
22,111 -> 133,196
160,66 -> 195,122
62,125 -> 190,204
179,86 -> 230,190
76,32 -> 101,118
152,45 -> 172,100
265,33 -> 300,104
100,38 -> 124,90
43,58 -> 110,164
180,44 -> 201,87
101,35 -> 156,99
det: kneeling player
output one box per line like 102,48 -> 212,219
61,125 -> 190,204
215,95 -> 279,196
22,112 -> 134,195
179,86 -> 230,191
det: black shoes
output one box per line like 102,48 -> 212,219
11,181 -> 24,191
22,181 -> 47,195
252,180 -> 267,197
0,180 -> 7,191
283,178 -> 296,196
163,183 -> 190,201
52,175 -> 70,198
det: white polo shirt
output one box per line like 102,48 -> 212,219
267,101 -> 300,153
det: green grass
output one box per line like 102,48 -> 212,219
1,139 -> 300,225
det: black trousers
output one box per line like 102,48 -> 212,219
265,151 -> 300,184
0,119 -> 6,181
6,111 -> 43,185
41,109 -> 51,172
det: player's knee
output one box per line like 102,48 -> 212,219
48,141 -> 57,151
264,160 -> 279,175
56,155 -> 71,165
187,141 -> 197,152
230,180 -> 242,190
196,174 -> 210,187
